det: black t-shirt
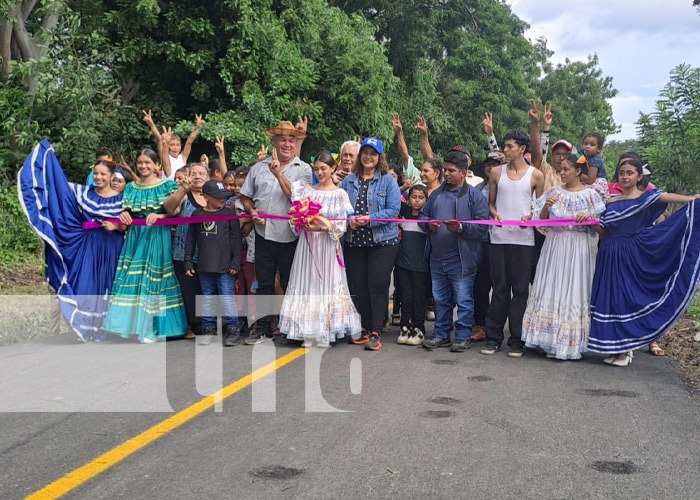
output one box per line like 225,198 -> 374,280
184,206 -> 241,273
396,203 -> 428,273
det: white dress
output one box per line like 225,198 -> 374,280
279,182 -> 362,345
522,186 -> 605,359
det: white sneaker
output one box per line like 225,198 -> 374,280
197,335 -> 214,346
405,328 -> 425,346
397,326 -> 410,344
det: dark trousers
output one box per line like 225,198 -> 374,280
392,267 -> 402,316
254,236 -> 297,333
174,260 -> 202,331
485,243 -> 533,347
396,266 -> 428,331
473,241 -> 492,327
344,244 -> 399,332
531,230 -> 546,284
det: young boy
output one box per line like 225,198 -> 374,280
579,131 -> 608,199
142,110 -> 204,180
184,180 -> 242,346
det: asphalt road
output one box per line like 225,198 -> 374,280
1,326 -> 699,499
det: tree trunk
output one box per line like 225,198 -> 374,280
0,22 -> 12,81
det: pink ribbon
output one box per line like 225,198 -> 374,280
83,214 -> 598,229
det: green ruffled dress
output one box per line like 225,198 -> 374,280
103,179 -> 187,341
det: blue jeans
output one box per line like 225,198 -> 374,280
431,259 -> 476,341
198,272 -> 240,330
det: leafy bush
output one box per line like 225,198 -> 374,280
0,186 -> 42,265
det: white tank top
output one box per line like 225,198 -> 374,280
490,165 -> 535,246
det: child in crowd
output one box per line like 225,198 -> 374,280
396,184 -> 429,346
142,110 -> 205,179
185,179 -> 242,346
578,132 -> 609,200
224,169 -> 257,332
174,166 -> 189,185
110,166 -> 132,193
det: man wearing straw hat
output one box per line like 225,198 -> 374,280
240,120 -> 313,345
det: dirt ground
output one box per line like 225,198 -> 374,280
658,318 -> 700,396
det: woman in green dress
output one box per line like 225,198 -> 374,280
102,144 -> 187,342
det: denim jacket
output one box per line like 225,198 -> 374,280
421,182 -> 489,274
340,171 -> 401,243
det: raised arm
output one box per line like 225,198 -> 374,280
142,110 -> 161,142
481,112 -> 500,152
415,115 -> 434,161
294,116 -> 308,158
181,114 -> 205,163
659,193 -> 700,204
215,136 -> 228,176
541,103 -> 553,161
528,99 -> 544,169
391,113 -> 410,167
159,127 -> 173,179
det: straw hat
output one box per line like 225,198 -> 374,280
264,120 -> 307,139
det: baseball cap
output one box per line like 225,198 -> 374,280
551,139 -> 574,152
202,180 -> 230,199
448,145 -> 472,161
360,137 -> 384,154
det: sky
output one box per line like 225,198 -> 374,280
508,0 -> 700,142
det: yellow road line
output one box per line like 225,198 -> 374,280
27,348 -> 309,500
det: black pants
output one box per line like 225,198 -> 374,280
174,260 -> 202,331
396,266 -> 428,331
485,243 -> 533,347
254,236 -> 297,333
344,244 -> 399,332
473,241 -> 491,327
531,230 -> 546,284
392,267 -> 402,316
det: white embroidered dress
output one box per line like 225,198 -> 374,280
279,182 -> 362,345
522,186 -> 605,359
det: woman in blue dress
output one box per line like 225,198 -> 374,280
589,157 -> 700,366
19,140 -> 125,341
102,146 -> 187,342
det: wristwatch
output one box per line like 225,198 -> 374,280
457,223 -> 464,234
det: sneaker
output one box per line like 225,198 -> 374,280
365,333 -> 382,351
405,327 -> 425,346
480,341 -> 501,355
244,329 -> 274,346
426,309 -> 436,322
421,336 -> 451,349
223,327 -> 241,347
507,344 -> 524,358
471,326 -> 486,342
392,313 -> 402,326
198,335 -> 214,346
450,339 -> 471,353
397,326 -> 410,344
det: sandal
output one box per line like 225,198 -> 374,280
183,330 -> 196,340
649,342 -> 665,356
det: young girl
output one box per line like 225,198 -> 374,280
19,143 -> 125,342
522,154 -> 605,359
396,185 -> 429,346
588,157 -> 700,366
102,140 -> 187,343
111,167 -> 132,193
578,132 -> 609,200
279,150 -> 362,347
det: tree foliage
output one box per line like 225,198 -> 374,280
637,64 -> 700,194
0,0 -> 619,183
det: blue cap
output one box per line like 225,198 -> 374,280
360,137 -> 384,154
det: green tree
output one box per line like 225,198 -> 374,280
637,64 -> 700,194
535,55 -> 619,146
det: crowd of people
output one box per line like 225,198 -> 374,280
18,99 -> 700,367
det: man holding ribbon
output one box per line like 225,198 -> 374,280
420,148 -> 489,352
240,121 -> 313,345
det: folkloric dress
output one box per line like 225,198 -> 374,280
279,181 -> 362,346
102,179 -> 187,341
522,186 -> 605,359
588,189 -> 700,354
19,140 -> 124,341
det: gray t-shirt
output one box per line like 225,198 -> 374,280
240,156 -> 312,243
